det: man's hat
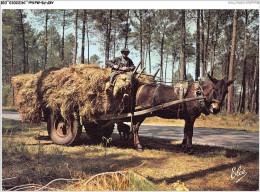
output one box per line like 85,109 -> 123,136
121,48 -> 130,54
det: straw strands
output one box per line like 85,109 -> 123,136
4,171 -> 162,191
12,64 -> 154,123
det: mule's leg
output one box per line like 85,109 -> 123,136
123,130 -> 126,140
181,132 -> 187,149
119,131 -> 122,140
183,118 -> 195,154
132,117 -> 145,151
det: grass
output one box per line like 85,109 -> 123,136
143,111 -> 259,132
2,118 -> 259,191
2,106 -> 18,112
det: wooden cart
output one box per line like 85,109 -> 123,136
47,95 -> 205,145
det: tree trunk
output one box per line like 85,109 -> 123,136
124,10 -> 130,48
240,10 -> 248,113
180,10 -> 186,81
195,10 -> 200,81
251,53 -> 259,113
19,10 -> 27,74
86,13 -> 90,64
204,10 -> 210,80
143,44 -> 147,69
140,10 -> 143,68
171,53 -> 176,86
44,11 -> 49,70
237,85 -> 242,112
61,10 -> 65,64
148,40 -> 151,74
148,12 -> 152,74
209,31 -> 214,76
210,11 -> 219,77
247,87 -> 252,111
165,53 -> 169,83
50,27 -> 53,57
26,41 -> 29,72
251,88 -> 255,112
81,10 -> 86,64
209,35 -> 215,76
160,26 -> 165,82
10,42 -> 14,77
255,54 -> 259,113
11,41 -> 15,106
227,10 -> 238,115
200,10 -> 205,82
73,10 -> 78,64
35,59 -> 39,74
105,10 -> 112,64
113,28 -> 116,58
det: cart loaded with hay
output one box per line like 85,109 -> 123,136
12,63 -> 205,146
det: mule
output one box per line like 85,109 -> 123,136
131,74 -> 235,153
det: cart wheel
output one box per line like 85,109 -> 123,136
47,113 -> 82,145
85,121 -> 114,143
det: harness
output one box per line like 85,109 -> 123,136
174,82 -> 189,100
194,81 -> 205,106
151,85 -> 161,107
204,85 -> 221,104
136,82 -> 208,118
200,83 -> 225,115
175,81 -> 206,117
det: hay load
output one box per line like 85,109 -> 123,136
12,64 -> 154,123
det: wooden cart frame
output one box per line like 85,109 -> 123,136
47,95 -> 205,145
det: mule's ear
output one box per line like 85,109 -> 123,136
208,73 -> 218,84
227,79 -> 235,86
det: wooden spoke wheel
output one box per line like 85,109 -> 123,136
47,113 -> 82,145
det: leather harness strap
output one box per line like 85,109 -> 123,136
204,85 -> 221,104
151,84 -> 161,107
135,84 -> 147,104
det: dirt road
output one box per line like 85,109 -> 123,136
138,124 -> 259,152
2,111 -> 259,152
2,110 -> 22,121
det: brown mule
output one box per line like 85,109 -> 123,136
131,74 -> 235,153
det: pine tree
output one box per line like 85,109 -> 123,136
240,10 -> 248,113
18,9 -> 28,74
73,10 -> 78,64
81,10 -> 86,64
227,10 -> 238,114
195,10 -> 200,81
180,10 -> 186,81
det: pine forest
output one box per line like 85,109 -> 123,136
2,9 -> 259,114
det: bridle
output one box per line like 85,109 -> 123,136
211,98 -> 221,104
202,84 -> 224,114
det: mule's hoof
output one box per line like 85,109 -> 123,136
135,144 -> 143,152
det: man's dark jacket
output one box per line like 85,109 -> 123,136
106,56 -> 135,72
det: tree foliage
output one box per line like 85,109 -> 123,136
2,9 -> 259,113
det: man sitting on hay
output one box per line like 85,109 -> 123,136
105,48 -> 135,95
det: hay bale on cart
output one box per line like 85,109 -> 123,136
12,64 -> 154,145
